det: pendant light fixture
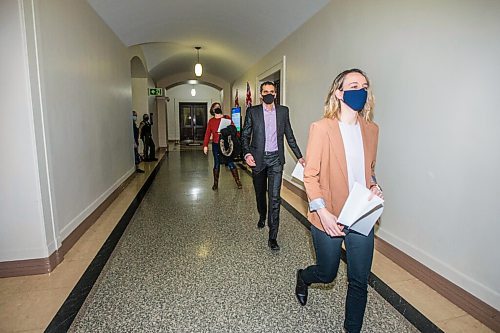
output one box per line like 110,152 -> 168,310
194,46 -> 203,77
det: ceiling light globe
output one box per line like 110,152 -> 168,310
194,63 -> 203,77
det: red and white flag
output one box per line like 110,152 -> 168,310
234,89 -> 240,107
246,82 -> 252,108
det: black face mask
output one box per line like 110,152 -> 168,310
213,108 -> 222,115
262,93 -> 275,104
144,116 -> 149,121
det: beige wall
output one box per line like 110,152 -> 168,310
233,0 -> 500,310
156,97 -> 168,148
1,0 -> 135,261
34,0 -> 134,242
0,0 -> 49,260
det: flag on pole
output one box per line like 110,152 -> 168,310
246,82 -> 252,108
234,89 -> 240,107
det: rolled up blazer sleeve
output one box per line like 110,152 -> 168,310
303,122 -> 325,210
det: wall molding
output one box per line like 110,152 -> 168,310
282,179 -> 500,332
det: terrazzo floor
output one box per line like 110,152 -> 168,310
69,151 -> 419,333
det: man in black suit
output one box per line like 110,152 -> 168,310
242,81 -> 305,251
132,110 -> 144,173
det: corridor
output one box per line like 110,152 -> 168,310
66,151 -> 417,332
2,0 -> 499,332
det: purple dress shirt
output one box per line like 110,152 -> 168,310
263,104 -> 278,152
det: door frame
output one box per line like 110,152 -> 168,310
256,55 -> 286,105
178,102 -> 208,144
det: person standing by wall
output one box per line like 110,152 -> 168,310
295,69 -> 383,333
132,110 -> 144,173
139,113 -> 157,162
241,81 -> 305,252
203,102 -> 242,190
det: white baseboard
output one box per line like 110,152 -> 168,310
59,167 -> 135,241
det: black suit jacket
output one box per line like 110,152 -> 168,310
241,104 -> 302,173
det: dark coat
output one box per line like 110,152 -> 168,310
219,125 -> 241,163
241,104 -> 302,173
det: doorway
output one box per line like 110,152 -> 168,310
256,56 -> 286,106
179,102 -> 207,145
260,71 -> 281,105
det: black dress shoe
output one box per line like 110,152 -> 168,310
295,269 -> 308,306
268,239 -> 280,251
135,168 -> 145,173
257,218 -> 265,229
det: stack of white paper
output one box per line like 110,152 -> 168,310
291,162 -> 304,182
337,182 -> 384,236
217,118 -> 231,132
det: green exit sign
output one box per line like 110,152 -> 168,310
148,88 -> 163,96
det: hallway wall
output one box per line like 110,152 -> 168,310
233,0 -> 500,309
34,0 -> 134,246
1,0 -> 135,262
0,1 -> 48,260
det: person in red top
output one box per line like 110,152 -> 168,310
203,102 -> 242,190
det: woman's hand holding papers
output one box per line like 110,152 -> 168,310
368,185 -> 383,201
317,208 -> 346,237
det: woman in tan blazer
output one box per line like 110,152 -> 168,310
295,69 -> 383,333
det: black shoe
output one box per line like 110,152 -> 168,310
268,239 -> 280,251
135,168 -> 145,173
257,218 -> 265,229
295,269 -> 308,306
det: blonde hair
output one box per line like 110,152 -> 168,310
323,69 -> 375,122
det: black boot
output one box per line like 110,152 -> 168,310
230,168 -> 242,189
212,169 -> 219,190
295,269 -> 308,306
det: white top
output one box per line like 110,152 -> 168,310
339,121 -> 366,191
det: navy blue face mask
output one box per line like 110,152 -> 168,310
342,88 -> 368,112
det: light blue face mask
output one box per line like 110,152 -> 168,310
133,115 -> 137,120
342,88 -> 368,112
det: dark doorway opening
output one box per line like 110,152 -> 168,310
179,102 -> 207,145
260,70 -> 281,105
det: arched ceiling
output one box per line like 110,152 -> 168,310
86,0 -> 330,82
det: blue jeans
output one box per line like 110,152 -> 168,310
212,142 -> 235,171
301,225 -> 374,333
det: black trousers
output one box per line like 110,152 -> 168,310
142,136 -> 156,160
252,152 -> 283,240
134,146 -> 141,165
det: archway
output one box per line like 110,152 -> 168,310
163,81 -> 223,147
